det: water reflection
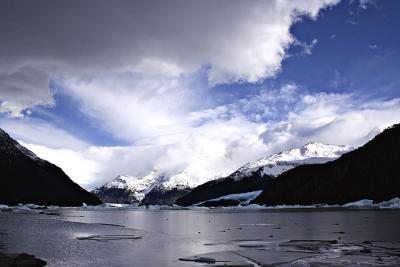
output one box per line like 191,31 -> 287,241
0,209 -> 399,266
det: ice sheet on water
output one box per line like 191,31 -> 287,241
342,197 -> 400,209
0,204 -> 10,210
80,203 -> 139,210
78,203 -> 189,211
342,199 -> 374,208
378,197 -> 400,209
193,190 -> 263,207
3,197 -> 398,212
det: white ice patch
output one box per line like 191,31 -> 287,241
195,190 -> 263,206
378,198 -> 400,209
342,198 -> 400,209
342,199 -> 374,208
0,204 -> 10,210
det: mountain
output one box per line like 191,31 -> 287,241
252,124 -> 400,206
176,142 -> 353,206
92,173 -> 159,204
0,128 -> 101,206
93,171 -> 203,205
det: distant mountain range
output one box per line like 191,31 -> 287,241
3,122 -> 398,208
2,123 -> 398,208
92,171 -> 193,205
0,128 -> 101,206
176,142 -> 353,206
94,142 -> 353,205
252,123 -> 400,206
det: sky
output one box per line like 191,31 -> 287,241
1,0 -> 400,189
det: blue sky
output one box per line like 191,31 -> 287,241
1,0 -> 399,188
21,0 -> 400,146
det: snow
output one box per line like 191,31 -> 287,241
0,204 -> 10,210
78,203 -> 188,211
2,197 -> 398,212
378,198 -> 400,209
232,142 -> 353,180
342,198 -> 400,209
195,190 -> 262,206
342,199 -> 374,208
99,172 -> 160,201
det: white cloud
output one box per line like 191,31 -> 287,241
260,92 -> 400,152
0,0 -> 340,115
358,0 -> 376,9
294,38 -> 319,56
60,74 -> 206,142
0,118 -> 87,150
16,85 -> 400,190
22,117 -> 269,189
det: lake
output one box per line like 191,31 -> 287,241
1,207 -> 400,266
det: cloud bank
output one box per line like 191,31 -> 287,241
13,86 -> 400,189
0,0 -> 339,116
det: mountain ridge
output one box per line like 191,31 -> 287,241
94,142 -> 352,205
252,124 -> 400,206
176,142 -> 353,206
0,128 -> 101,206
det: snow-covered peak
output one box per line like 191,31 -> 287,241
233,142 -> 353,179
270,142 -> 352,161
103,175 -> 139,189
98,172 -> 160,201
162,169 -> 229,190
104,173 -> 156,191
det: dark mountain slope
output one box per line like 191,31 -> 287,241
0,128 -> 101,206
252,124 -> 400,206
175,171 -> 273,206
141,186 -> 191,205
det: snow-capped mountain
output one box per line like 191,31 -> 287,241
232,142 -> 353,180
93,168 -> 231,205
92,172 -> 159,203
176,142 -> 353,206
94,142 -> 353,205
252,123 -> 400,206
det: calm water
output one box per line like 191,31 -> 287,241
1,208 -> 400,266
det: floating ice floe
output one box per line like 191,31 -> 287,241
0,204 -> 10,210
4,197 -> 398,212
180,240 -> 400,266
379,197 -> 400,209
79,203 -> 138,210
76,234 -> 142,242
78,203 -> 189,211
342,198 -> 400,209
342,199 -> 374,208
194,190 -> 263,207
